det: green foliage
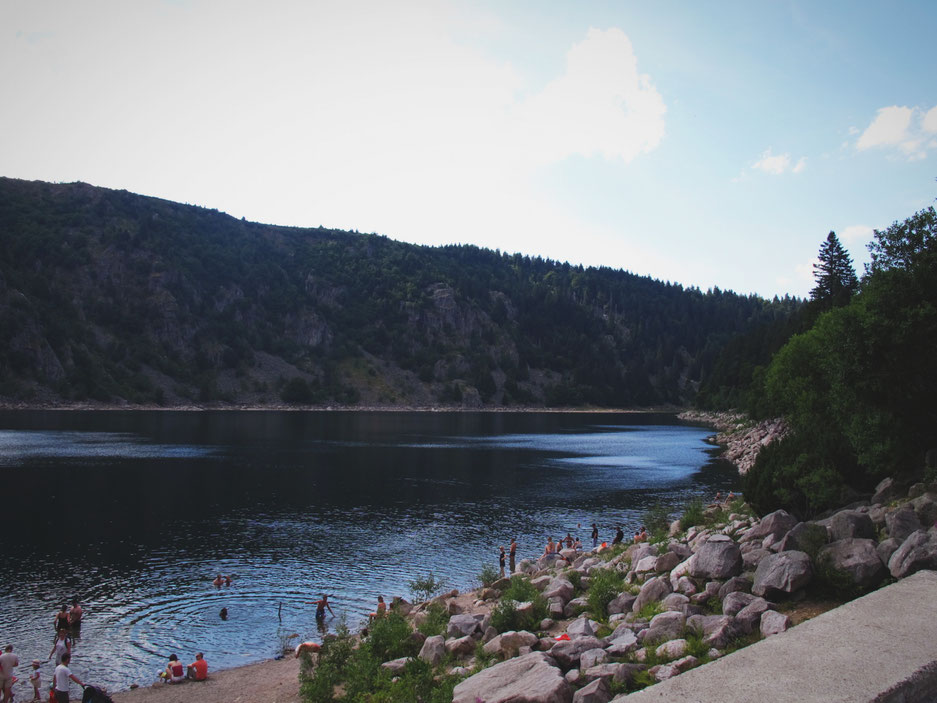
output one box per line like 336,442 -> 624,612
680,497 -> 706,530
416,602 -> 450,638
642,503 -> 673,540
0,178 -> 801,409
491,577 -> 548,632
684,632 -> 711,660
408,572 -> 446,603
565,568 -> 582,594
364,611 -> 418,662
634,600 -> 664,622
810,231 -> 858,308
477,562 -> 500,588
586,567 -> 625,620
300,624 -> 355,703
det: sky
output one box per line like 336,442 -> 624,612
2,1 -> 936,299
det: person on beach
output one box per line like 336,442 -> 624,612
186,652 -> 208,681
509,538 -> 517,573
573,536 -> 582,550
612,525 -> 624,545
591,523 -> 598,549
162,654 -> 185,684
543,537 -> 555,556
369,595 -> 386,621
54,605 -> 70,633
49,630 -> 71,665
0,644 -> 18,703
53,652 -> 84,703
499,546 -> 506,577
68,600 -> 83,630
313,595 -> 334,622
29,659 -> 41,701
563,533 -> 574,549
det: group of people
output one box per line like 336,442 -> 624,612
0,600 -> 86,703
524,521 -> 656,566
159,652 -> 208,684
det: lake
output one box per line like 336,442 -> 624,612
0,409 -> 737,693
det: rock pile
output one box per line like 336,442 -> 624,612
390,477 -> 937,703
678,410 -> 788,474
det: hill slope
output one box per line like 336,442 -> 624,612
0,178 -> 798,408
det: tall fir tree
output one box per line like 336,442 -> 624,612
810,231 -> 859,308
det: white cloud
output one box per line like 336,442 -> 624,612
840,225 -> 874,245
752,148 -> 806,175
513,28 -> 667,164
856,105 -> 937,159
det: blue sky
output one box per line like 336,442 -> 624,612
2,1 -> 935,298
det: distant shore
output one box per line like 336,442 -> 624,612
0,401 -> 688,414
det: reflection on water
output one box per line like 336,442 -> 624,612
0,410 -> 737,693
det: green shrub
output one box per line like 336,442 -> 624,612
634,600 -> 663,622
477,562 -> 500,588
416,601 -> 450,638
566,569 -> 582,593
300,624 -> 355,703
680,497 -> 705,530
642,502 -> 674,540
500,575 -> 539,603
366,610 -> 418,662
587,567 -> 625,619
490,596 -> 547,633
408,572 -> 446,602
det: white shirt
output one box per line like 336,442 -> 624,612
54,663 -> 72,692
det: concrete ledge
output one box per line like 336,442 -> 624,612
615,570 -> 937,703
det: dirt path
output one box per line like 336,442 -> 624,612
109,656 -> 302,703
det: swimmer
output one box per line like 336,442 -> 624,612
219,608 -> 228,620
212,575 -> 224,587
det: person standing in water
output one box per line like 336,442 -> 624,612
591,523 -> 599,549
509,538 -> 517,573
312,595 -> 334,622
498,546 -> 506,577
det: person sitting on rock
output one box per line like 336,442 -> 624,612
543,537 -> 556,555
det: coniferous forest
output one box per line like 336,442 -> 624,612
0,177 -> 798,409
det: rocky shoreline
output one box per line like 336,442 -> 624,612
357,474 -> 937,703
677,410 -> 788,474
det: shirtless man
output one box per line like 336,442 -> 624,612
313,595 -> 334,622
0,645 -> 18,703
68,600 -> 83,629
509,538 -> 517,573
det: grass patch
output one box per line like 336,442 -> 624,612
477,562 -> 500,588
680,497 -> 706,530
634,601 -> 664,622
587,567 -> 625,620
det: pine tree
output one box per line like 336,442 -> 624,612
810,231 -> 858,308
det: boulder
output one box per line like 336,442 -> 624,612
579,662 -> 643,686
760,610 -> 791,637
632,576 -> 673,614
607,593 -> 636,615
886,507 -> 922,541
452,652 -> 572,703
871,476 -> 902,505
655,638 -> 688,660
550,636 -> 605,670
686,614 -> 745,649
644,611 -> 685,643
660,593 -> 690,612
668,542 -> 693,560
877,537 -> 902,566
635,555 -> 659,573
888,530 -> 937,579
579,648 -> 608,670
752,551 -> 814,598
543,578 -> 575,603
721,591 -> 758,617
818,539 -> 886,590
445,635 -> 476,655
381,656 -> 413,673
604,628 -> 638,656
742,509 -> 798,542
564,596 -> 590,618
418,635 -> 446,666
573,677 -> 612,703
567,616 -> 596,638
830,510 -> 876,541
735,598 -> 771,634
910,493 -> 937,527
742,548 -> 771,570
688,535 -> 742,579
777,521 -> 829,553
717,576 -> 752,600
656,551 -> 681,573
447,613 -> 482,638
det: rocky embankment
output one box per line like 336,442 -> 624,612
678,410 -> 788,474
368,477 -> 937,703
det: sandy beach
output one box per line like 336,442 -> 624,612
109,655 -> 302,703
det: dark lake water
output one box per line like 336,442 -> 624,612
0,410 -> 737,693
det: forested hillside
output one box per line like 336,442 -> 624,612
0,177 -> 797,408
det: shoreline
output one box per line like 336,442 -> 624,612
0,402 -> 687,413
